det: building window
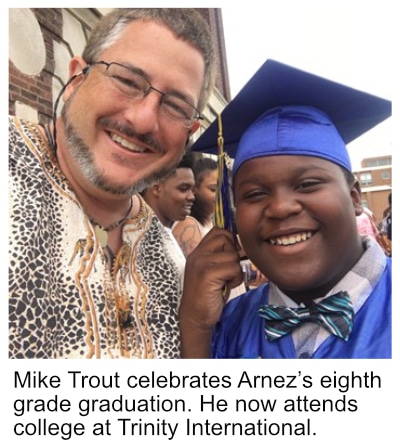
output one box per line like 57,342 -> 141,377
363,157 -> 392,167
359,172 -> 372,186
381,171 -> 391,180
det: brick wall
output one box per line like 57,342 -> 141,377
9,9 -> 64,124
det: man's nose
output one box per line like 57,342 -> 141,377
122,90 -> 162,132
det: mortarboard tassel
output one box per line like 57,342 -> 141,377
214,114 -> 237,299
214,113 -> 236,234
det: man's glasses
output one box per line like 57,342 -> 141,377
86,61 -> 203,128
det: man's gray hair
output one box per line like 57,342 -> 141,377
82,8 -> 216,112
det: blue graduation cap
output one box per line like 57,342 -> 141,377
192,59 -> 391,174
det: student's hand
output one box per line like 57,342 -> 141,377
246,264 -> 269,288
179,227 -> 243,358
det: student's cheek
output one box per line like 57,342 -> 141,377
235,204 -> 260,240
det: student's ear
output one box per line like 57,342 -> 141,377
350,180 -> 364,216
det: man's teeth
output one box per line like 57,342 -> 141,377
269,231 -> 313,246
111,134 -> 146,152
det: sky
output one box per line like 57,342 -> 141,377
221,2 -> 394,170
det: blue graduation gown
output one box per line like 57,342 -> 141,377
212,258 -> 391,359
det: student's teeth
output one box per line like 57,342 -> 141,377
270,232 -> 313,246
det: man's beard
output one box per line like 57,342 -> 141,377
61,100 -> 181,196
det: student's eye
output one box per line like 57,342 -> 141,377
240,189 -> 268,201
296,180 -> 322,191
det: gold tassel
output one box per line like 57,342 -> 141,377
214,113 -> 236,298
215,113 -> 226,229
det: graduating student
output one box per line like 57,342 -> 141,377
179,59 -> 392,359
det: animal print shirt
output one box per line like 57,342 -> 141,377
9,116 -> 185,359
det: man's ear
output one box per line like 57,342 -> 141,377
63,56 -> 88,100
351,180 -> 364,216
188,119 -> 201,136
152,183 -> 162,197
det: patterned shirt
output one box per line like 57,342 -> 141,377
9,116 -> 184,359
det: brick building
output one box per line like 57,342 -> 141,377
353,155 -> 392,223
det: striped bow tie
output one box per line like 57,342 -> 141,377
258,291 -> 354,342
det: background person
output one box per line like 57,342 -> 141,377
172,155 -> 218,257
9,8 -> 216,359
380,192 -> 392,241
356,207 -> 379,239
141,152 -> 196,278
142,152 -> 196,229
356,206 -> 391,256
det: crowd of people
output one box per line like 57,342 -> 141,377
9,9 -> 391,359
355,191 -> 392,258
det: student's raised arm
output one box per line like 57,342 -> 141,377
179,227 -> 243,358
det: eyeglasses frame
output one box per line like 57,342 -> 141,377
85,60 -> 204,128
